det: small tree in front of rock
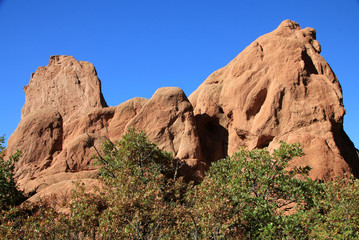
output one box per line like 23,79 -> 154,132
0,136 -> 26,211
93,128 -> 192,239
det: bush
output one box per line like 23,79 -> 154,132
187,142 -> 322,239
1,131 -> 359,239
0,136 -> 26,210
93,128 -> 192,239
302,175 -> 359,239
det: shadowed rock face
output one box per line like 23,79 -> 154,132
6,20 -> 359,200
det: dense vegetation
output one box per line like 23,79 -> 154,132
0,130 -> 359,239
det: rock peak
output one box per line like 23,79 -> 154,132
22,55 -> 107,121
48,55 -> 76,64
277,19 -> 301,30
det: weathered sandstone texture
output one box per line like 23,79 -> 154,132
189,20 -> 359,179
7,20 -> 359,200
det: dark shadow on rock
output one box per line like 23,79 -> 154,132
195,113 -> 228,165
332,122 -> 359,178
301,49 -> 318,75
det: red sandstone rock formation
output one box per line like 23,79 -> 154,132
7,57 -> 205,199
7,56 -> 109,197
21,55 -> 107,121
6,20 -> 359,200
189,20 -> 359,179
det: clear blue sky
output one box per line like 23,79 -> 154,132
1,0 -> 358,148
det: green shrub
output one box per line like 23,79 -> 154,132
301,175 -> 359,239
187,142 -> 322,239
0,136 -> 26,210
1,131 -> 359,239
93,128 -> 193,239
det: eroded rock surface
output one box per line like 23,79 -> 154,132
189,20 -> 359,179
6,20 -> 359,200
7,57 -> 205,199
126,87 -> 206,180
21,55 -> 107,122
7,56 -> 110,197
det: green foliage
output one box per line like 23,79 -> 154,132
1,131 -> 359,239
301,175 -> 359,239
187,142 -> 359,239
93,128 -> 192,239
187,142 -> 321,239
0,199 -> 80,239
0,136 -> 26,210
96,128 -> 178,184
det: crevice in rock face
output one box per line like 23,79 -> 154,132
274,89 -> 285,125
38,114 -> 64,171
277,89 -> 285,111
50,115 -> 64,156
301,49 -> 318,75
331,121 -> 359,177
235,128 -> 248,140
195,113 -> 228,163
246,88 -> 267,120
218,106 -> 224,114
227,110 -> 233,121
256,135 -> 274,149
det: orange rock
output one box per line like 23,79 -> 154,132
108,97 -> 148,139
6,20 -> 359,201
21,55 -> 107,122
189,20 -> 359,179
126,87 -> 206,180
7,55 -> 110,195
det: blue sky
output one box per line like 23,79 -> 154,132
0,0 -> 358,148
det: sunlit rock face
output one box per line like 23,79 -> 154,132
189,20 -> 359,179
7,20 -> 359,201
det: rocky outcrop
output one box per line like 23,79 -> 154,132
6,20 -> 359,200
189,20 -> 359,179
7,57 -> 205,199
21,55 -> 107,122
7,56 -> 110,195
125,87 -> 206,180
